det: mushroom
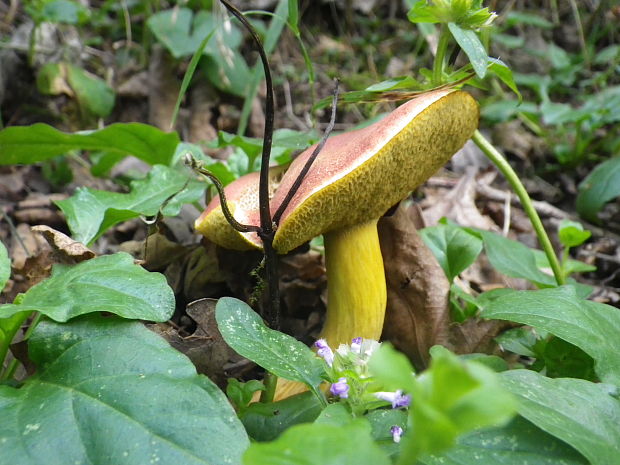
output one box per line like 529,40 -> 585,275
196,89 -> 478,396
269,89 -> 479,347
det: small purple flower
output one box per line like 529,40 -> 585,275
374,390 -> 411,409
350,337 -> 362,354
330,377 -> 350,399
315,339 -> 334,367
390,425 -> 403,443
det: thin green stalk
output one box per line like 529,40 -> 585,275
0,311 -> 31,381
432,24 -> 451,85
260,372 -> 278,402
472,130 -> 565,286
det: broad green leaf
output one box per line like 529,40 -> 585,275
243,420 -> 390,465
577,157 -> 620,223
215,297 -> 324,390
479,231 -> 557,287
202,49 -> 251,97
501,370 -> 620,465
558,220 -> 591,248
505,11 -> 553,29
366,409 -> 407,458
420,223 -> 482,282
315,403 -> 353,426
147,9 -> 242,59
481,286 -> 620,385
532,249 -> 595,275
0,315 -> 249,464
488,59 -> 521,100
0,240 -> 9,292
36,0 -> 89,24
241,392 -> 323,442
0,253 -> 174,322
368,343 -> 417,392
420,416 -> 587,465
448,23 -> 488,78
56,164 -> 203,245
66,63 -> 115,117
0,123 -> 179,166
369,345 -> 515,464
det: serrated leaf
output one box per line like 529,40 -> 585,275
0,253 -> 174,322
577,157 -> 620,224
420,416 -> 587,465
243,420 -> 390,465
481,286 -> 620,385
420,223 -> 482,282
0,240 -> 9,292
215,297 -> 324,390
0,123 -> 179,166
0,315 -> 249,464
448,23 -> 488,78
56,164 -> 203,244
501,370 -> 620,465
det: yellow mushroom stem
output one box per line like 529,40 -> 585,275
321,218 -> 386,347
269,219 -> 387,401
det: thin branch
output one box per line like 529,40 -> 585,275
185,154 -> 261,234
219,0 -> 275,236
273,80 -> 340,225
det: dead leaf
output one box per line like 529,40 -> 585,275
378,204 -> 451,371
148,45 -> 181,131
423,167 -> 498,231
448,318 -> 514,356
149,298 -> 246,387
32,225 -> 95,263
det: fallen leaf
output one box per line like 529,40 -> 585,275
31,225 -> 95,263
378,204 -> 451,371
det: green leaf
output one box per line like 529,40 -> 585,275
420,416 -> 588,465
37,0 -> 90,24
0,123 -> 179,166
67,64 -> 115,118
365,76 -> 419,91
501,370 -> 620,465
227,378 -> 265,413
315,403 -> 354,426
487,58 -> 521,100
147,9 -> 242,59
202,50 -> 251,97
0,240 -> 9,292
0,253 -> 174,322
369,344 -> 515,463
243,420 -> 390,465
0,315 -> 249,464
558,220 -> 591,248
481,286 -> 620,385
56,164 -> 203,245
479,231 -> 557,287
241,392 -> 323,442
532,249 -> 596,275
577,157 -> 620,224
368,343 -> 417,392
448,23 -> 488,78
215,297 -> 325,390
420,223 -> 482,282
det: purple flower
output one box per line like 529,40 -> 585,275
315,339 -> 334,367
330,377 -> 350,399
390,425 -> 403,443
350,337 -> 362,354
374,390 -> 411,409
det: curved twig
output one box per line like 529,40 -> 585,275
273,80 -> 340,226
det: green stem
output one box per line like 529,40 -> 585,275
260,371 -> 278,403
472,130 -> 565,286
432,24 -> 451,85
0,311 -> 31,381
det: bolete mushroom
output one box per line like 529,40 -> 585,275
196,89 -> 478,392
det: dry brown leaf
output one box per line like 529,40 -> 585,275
32,225 -> 95,264
148,45 -> 181,131
378,204 -> 451,371
448,317 -> 514,356
422,166 -> 497,231
149,298 -> 245,388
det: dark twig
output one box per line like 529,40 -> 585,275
219,0 -> 275,236
185,155 -> 260,234
218,0 -> 279,329
273,80 -> 340,226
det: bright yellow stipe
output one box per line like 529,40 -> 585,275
321,218 -> 387,347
